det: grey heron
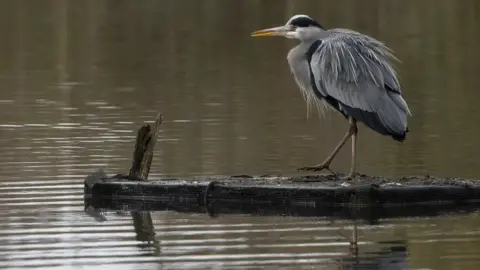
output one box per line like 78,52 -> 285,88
251,14 -> 411,179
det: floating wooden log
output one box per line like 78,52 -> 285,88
85,172 -> 480,220
84,113 -> 480,220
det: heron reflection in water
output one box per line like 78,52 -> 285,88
251,15 -> 411,179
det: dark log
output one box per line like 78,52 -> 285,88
85,171 -> 480,221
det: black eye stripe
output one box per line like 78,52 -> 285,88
290,17 -> 322,28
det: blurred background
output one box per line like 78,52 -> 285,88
1,0 -> 480,269
1,0 -> 480,179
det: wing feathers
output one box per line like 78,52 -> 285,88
309,28 -> 410,139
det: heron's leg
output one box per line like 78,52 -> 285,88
298,123 -> 354,173
342,118 -> 358,180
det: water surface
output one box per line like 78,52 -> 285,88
1,0 -> 480,269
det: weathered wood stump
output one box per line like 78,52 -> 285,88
85,113 -> 162,242
84,113 -> 480,221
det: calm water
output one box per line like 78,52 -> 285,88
1,0 -> 480,269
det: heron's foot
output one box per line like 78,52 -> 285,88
340,172 -> 357,180
298,163 -> 334,174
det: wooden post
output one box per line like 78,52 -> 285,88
128,113 -> 163,243
129,113 -> 163,180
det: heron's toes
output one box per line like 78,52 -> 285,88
298,163 -> 333,173
340,173 -> 357,180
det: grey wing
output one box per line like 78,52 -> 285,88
310,28 -> 411,140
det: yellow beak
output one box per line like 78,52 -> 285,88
250,26 -> 289,37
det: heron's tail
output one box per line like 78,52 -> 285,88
391,128 -> 407,142
340,92 -> 409,141
384,92 -> 410,141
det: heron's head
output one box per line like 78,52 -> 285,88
251,14 -> 324,41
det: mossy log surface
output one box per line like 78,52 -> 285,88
85,171 -> 480,220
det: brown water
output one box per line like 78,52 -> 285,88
1,0 -> 480,269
